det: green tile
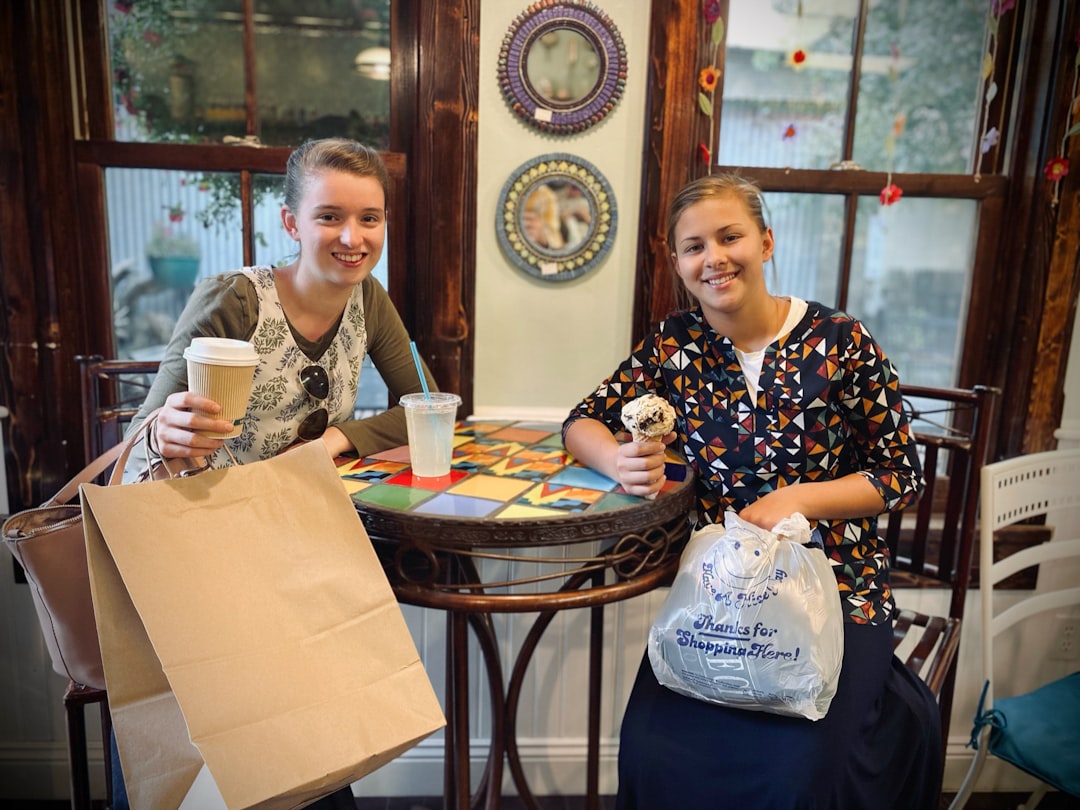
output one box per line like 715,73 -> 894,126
593,492 -> 641,512
354,485 -> 435,510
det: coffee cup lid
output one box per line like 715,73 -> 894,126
183,337 -> 259,367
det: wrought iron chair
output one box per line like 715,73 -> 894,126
63,356 -> 159,810
885,384 -> 999,750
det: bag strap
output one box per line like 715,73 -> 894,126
45,408 -> 162,507
46,441 -> 127,507
106,411 -> 240,486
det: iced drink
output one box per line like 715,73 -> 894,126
400,392 -> 462,477
183,337 -> 259,438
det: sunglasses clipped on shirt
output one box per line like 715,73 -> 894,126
298,364 -> 329,441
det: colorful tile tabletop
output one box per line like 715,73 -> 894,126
336,419 -> 688,521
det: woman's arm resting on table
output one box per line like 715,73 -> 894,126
320,426 -> 354,457
563,417 -> 674,499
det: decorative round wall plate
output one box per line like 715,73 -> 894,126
497,1 -> 628,136
496,153 -> 617,282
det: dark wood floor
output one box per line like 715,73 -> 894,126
2,794 -> 1079,809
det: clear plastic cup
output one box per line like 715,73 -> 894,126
399,392 -> 462,477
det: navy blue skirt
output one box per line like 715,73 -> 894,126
616,621 -> 943,810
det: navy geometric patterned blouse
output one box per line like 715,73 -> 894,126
564,300 -> 924,626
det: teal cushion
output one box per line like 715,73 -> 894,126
985,672 -> 1080,797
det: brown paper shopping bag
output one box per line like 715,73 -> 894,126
81,441 -> 444,810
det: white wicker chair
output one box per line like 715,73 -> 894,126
948,448 -> 1080,809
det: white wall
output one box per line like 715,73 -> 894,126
473,1 -> 650,420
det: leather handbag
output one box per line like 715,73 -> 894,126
1,411 -> 200,689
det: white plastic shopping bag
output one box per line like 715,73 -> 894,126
648,511 -> 844,720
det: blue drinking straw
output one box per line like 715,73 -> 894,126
410,341 -> 432,399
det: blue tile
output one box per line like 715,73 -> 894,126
413,492 -> 502,518
548,466 -> 618,491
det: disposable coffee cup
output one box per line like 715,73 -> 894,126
183,337 -> 259,438
400,392 -> 462,477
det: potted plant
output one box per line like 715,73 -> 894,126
146,207 -> 201,289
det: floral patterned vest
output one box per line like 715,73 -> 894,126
215,266 -> 366,464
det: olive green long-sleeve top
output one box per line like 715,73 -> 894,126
129,270 -> 438,457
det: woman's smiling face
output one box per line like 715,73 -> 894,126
284,168 -> 386,288
670,193 -> 774,319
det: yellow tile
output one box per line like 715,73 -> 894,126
497,504 -> 560,519
449,474 -> 533,501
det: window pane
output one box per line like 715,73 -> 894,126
109,0 -> 391,148
255,0 -> 391,148
853,2 -> 985,174
109,1 -> 245,142
766,192 -> 844,306
720,0 -> 859,170
847,197 -> 977,388
107,168 -> 244,358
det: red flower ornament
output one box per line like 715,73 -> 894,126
698,143 -> 711,165
788,49 -> 808,70
879,184 -> 903,206
1044,157 -> 1070,181
703,0 -> 721,24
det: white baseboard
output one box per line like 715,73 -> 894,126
469,405 -> 571,424
1,736 -> 1043,800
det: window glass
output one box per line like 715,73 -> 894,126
254,0 -> 391,148
109,1 -> 245,142
720,0 -> 859,170
853,3 -> 985,174
765,192 -> 845,306
720,0 -> 986,174
107,167 -> 231,359
108,0 -> 391,148
847,197 -> 977,388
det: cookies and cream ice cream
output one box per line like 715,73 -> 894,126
621,394 -> 676,442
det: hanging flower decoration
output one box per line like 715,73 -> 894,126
974,0 -> 1016,181
697,2 -> 725,174
787,49 -> 808,71
783,123 -> 797,140
1044,27 -> 1079,205
1044,157 -> 1070,182
879,45 -> 905,206
164,203 -> 185,223
879,184 -> 904,206
699,66 -> 720,94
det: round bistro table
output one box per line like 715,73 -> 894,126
336,419 -> 694,810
